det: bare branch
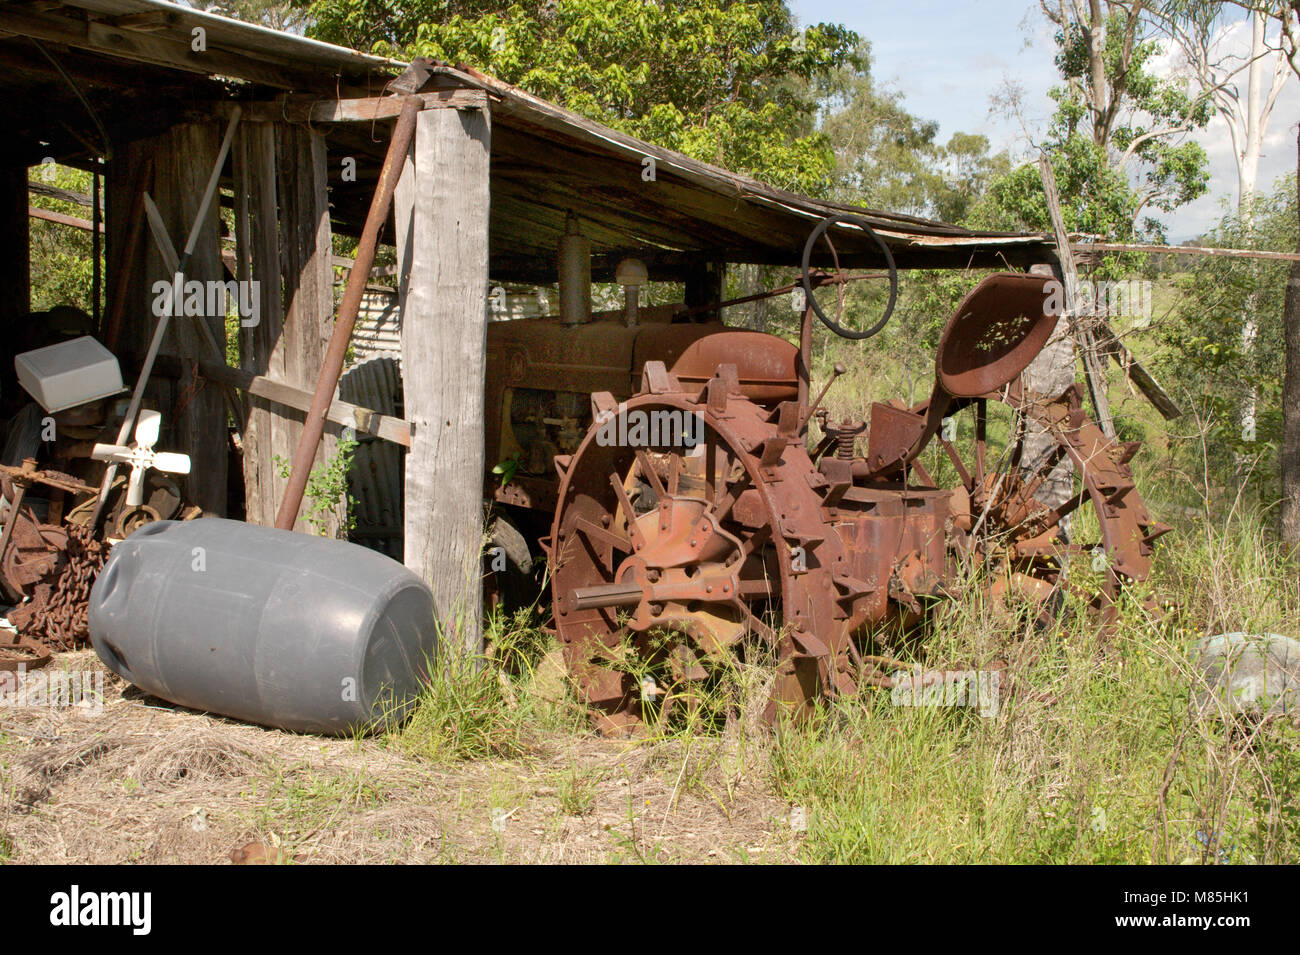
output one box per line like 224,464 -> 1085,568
1118,122 -> 1194,165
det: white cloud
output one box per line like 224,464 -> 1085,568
1130,14 -> 1297,238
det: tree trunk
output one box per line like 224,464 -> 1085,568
1281,128 -> 1300,549
1237,9 -> 1268,482
1088,0 -> 1109,146
1023,266 -> 1077,516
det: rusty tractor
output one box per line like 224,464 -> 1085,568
484,217 -> 1167,732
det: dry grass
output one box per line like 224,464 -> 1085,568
0,652 -> 802,865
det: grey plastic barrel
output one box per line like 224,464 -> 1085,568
89,518 -> 438,734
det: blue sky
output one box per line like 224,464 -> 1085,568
791,0 -> 1300,240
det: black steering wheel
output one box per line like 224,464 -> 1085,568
800,213 -> 899,340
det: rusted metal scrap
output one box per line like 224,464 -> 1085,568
0,458 -> 162,658
6,523 -> 107,651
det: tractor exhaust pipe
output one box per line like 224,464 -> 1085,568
558,213 -> 591,325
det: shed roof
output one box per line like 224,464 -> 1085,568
0,0 -> 1057,281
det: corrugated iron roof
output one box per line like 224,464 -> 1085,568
0,0 -> 1057,276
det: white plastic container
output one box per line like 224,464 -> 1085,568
15,336 -> 124,413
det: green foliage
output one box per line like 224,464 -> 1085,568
273,433 -> 359,537
298,0 -> 860,193
971,4 -> 1210,242
395,609 -> 580,762
396,651 -> 533,762
816,46 -> 1010,222
1159,175 -> 1296,506
492,456 -> 519,487
554,765 -> 600,816
207,0 -> 308,31
933,132 -> 1013,225
766,507 -> 1299,864
1055,9 -> 1212,212
29,165 -> 99,315
971,137 -> 1144,241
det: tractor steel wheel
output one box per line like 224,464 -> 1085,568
548,369 -> 851,735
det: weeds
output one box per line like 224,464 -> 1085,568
238,765 -> 389,861
393,500 -> 1299,864
273,433 -> 359,538
394,604 -> 582,763
555,765 -> 600,816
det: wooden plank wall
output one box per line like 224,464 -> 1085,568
106,116 -> 339,530
235,122 -> 284,528
105,143 -> 150,359
233,121 -> 339,534
109,122 -> 227,517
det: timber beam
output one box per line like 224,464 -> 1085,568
224,89 -> 490,125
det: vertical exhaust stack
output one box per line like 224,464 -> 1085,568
558,213 -> 591,325
615,257 -> 648,328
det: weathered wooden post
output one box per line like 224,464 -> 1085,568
1038,154 -> 1114,438
234,122 -> 286,527
394,96 -> 492,655
0,165 -> 29,411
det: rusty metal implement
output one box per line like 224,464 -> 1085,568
536,271 -> 1168,733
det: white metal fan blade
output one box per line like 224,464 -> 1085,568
125,463 -> 147,507
134,410 -> 162,451
151,452 -> 191,475
91,443 -> 132,462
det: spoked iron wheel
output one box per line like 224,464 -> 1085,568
932,382 -> 1168,624
549,378 -> 846,735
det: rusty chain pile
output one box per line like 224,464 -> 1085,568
6,523 -> 108,652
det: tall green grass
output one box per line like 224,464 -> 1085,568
769,510 -> 1299,864
392,605 -> 582,763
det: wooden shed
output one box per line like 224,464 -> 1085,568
0,0 -> 1057,649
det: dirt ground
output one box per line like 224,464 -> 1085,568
0,652 -> 803,864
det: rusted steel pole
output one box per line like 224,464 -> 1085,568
275,96 -> 421,532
